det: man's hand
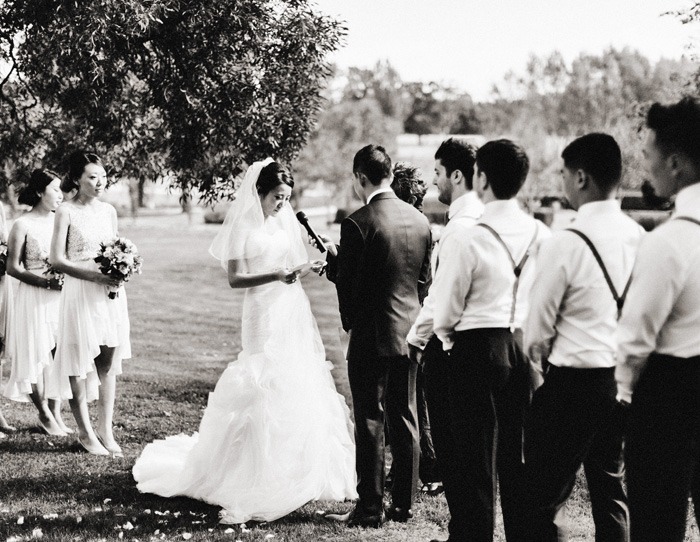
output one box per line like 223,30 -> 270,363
309,233 -> 337,257
408,343 -> 423,365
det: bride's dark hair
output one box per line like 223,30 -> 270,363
256,162 -> 293,196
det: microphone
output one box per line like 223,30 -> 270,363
296,211 -> 327,253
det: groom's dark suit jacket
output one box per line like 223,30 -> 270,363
328,191 -> 432,361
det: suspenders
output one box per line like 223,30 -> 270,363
476,223 -> 539,332
675,216 -> 700,227
566,228 -> 632,319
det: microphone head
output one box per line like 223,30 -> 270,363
296,211 -> 308,223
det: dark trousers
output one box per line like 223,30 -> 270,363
524,365 -> 629,542
347,353 -> 419,514
425,329 -> 529,542
417,363 -> 439,483
626,353 -> 700,542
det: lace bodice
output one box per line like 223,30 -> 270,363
66,202 -> 115,262
22,215 -> 54,271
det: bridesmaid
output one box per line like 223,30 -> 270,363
3,170 -> 70,435
0,200 -> 17,438
49,151 -> 131,456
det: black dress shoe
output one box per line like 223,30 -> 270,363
386,505 -> 413,522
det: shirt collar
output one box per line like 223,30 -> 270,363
674,182 -> 700,216
576,199 -> 621,219
367,186 -> 394,204
481,198 -> 521,220
448,191 -> 483,220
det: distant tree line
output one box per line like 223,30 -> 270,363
295,48 -> 697,198
0,1 -> 697,203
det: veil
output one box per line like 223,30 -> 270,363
209,158 -> 308,271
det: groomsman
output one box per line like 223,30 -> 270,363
324,145 -> 432,527
524,133 -> 643,541
406,138 -> 483,518
616,97 -> 700,542
429,139 -> 549,542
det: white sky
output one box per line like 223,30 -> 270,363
316,0 -> 697,101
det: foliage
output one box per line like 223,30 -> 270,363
0,0 -> 345,203
293,93 -> 401,200
293,61 -> 479,194
479,48 -> 697,198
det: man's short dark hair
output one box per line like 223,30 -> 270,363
353,145 -> 392,186
475,139 -> 529,199
434,138 -> 478,190
647,96 -> 700,166
561,133 -> 622,193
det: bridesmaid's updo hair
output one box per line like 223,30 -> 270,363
62,151 -> 104,193
18,169 -> 61,207
256,162 -> 294,197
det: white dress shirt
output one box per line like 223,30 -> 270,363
617,182 -> 700,402
525,200 -> 644,369
406,191 -> 484,349
433,199 -> 550,351
366,186 -> 394,203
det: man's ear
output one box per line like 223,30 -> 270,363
355,172 -> 368,188
576,169 -> 589,190
477,170 -> 489,192
451,168 -> 464,187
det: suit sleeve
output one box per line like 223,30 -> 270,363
417,232 -> 433,304
335,218 -> 364,332
324,245 -> 341,283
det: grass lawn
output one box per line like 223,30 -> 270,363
0,212 -> 697,542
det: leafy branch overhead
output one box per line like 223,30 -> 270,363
0,0 -> 346,202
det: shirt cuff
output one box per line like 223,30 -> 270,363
436,331 -> 453,351
615,356 -> 645,404
406,331 -> 429,350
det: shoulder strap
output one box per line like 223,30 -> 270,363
476,223 -> 538,277
476,222 -> 539,330
566,228 -> 632,318
675,216 -> 700,227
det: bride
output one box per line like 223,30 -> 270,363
133,158 -> 357,523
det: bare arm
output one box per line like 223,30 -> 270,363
49,205 -> 120,287
6,219 -> 61,290
227,259 -> 298,288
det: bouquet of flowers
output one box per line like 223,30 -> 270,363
0,241 -> 7,277
94,237 -> 143,299
42,257 -> 65,289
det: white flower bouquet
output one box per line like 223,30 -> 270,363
94,237 -> 143,299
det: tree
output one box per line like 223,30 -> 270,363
293,95 -> 401,196
0,0 -> 345,202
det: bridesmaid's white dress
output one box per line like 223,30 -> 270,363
3,215 -> 61,401
50,201 -> 131,402
133,218 -> 357,524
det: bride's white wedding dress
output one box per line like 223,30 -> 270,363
133,217 -> 357,524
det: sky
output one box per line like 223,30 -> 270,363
316,0 -> 697,101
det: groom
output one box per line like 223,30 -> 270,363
324,145 -> 432,527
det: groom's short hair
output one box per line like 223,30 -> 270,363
353,145 -> 392,185
435,138 -> 478,190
